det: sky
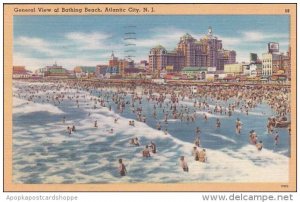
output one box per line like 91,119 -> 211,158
13,15 -> 290,71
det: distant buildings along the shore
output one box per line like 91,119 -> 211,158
13,27 -> 290,83
262,43 -> 291,81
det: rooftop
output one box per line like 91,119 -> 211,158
48,68 -> 67,74
152,44 -> 166,50
181,66 -> 207,71
13,66 -> 27,74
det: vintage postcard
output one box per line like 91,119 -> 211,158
3,4 -> 296,191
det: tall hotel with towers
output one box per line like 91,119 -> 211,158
149,27 -> 236,72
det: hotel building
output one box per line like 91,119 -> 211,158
149,27 -> 236,72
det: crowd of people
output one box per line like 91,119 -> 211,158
13,79 -> 291,176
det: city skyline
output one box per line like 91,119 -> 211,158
13,15 -> 290,71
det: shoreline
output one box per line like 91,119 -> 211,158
11,80 -> 290,183
13,78 -> 291,88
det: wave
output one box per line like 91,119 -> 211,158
13,97 -> 65,115
208,133 -> 237,144
12,81 -> 289,183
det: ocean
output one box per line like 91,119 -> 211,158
12,81 -> 290,183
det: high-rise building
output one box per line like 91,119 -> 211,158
262,44 -> 290,78
250,53 -> 258,63
199,27 -> 222,68
283,47 -> 291,80
216,49 -> 236,70
108,51 -> 135,77
149,45 -> 184,72
109,51 -> 119,67
149,27 -> 236,72
262,53 -> 279,76
118,59 -> 134,77
176,33 -> 207,67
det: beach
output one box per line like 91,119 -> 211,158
12,80 -> 290,183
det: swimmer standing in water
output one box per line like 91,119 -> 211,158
118,159 -> 127,176
216,118 -> 221,128
180,156 -> 189,172
142,145 -> 151,157
194,136 -> 200,147
149,141 -> 156,153
235,118 -> 242,135
195,127 -> 201,137
192,146 -> 199,161
198,149 -> 207,163
274,131 -> 279,146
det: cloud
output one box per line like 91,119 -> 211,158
13,52 -> 51,71
242,32 -> 266,42
13,52 -> 108,71
214,31 -> 289,63
216,31 -> 289,50
13,32 -> 120,70
216,36 -> 241,47
14,29 -> 290,70
241,31 -> 288,42
65,32 -> 113,50
14,36 -> 63,56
